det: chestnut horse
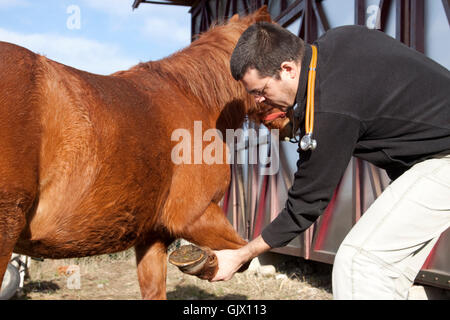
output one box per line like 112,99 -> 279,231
0,8 -> 275,299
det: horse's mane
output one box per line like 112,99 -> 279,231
129,10 -> 270,114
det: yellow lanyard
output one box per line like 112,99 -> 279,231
300,45 -> 318,151
306,45 -> 318,135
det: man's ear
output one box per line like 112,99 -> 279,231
280,61 -> 299,79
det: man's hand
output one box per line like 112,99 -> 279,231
210,249 -> 246,281
210,235 -> 271,282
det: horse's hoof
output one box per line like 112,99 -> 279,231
168,244 -> 218,280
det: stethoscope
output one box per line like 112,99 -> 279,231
299,44 -> 318,151
264,45 -> 318,151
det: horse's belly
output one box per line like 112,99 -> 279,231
15,225 -> 138,259
16,204 -> 142,259
14,236 -> 135,259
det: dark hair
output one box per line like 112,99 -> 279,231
230,22 -> 304,81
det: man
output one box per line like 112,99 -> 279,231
210,22 -> 450,300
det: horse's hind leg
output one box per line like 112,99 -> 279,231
0,155 -> 38,291
0,156 -> 37,293
135,236 -> 174,300
0,191 -> 33,290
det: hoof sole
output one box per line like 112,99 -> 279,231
168,244 -> 217,280
169,245 -> 206,270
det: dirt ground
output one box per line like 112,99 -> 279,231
12,249 -> 333,300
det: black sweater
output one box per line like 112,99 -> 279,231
261,25 -> 450,248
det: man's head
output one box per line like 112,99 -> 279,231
230,22 -> 305,108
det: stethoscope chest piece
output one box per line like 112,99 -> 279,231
300,133 -> 317,151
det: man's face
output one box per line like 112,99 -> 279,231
241,62 -> 300,109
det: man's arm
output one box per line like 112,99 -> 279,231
211,113 -> 360,281
210,235 -> 271,281
261,112 -> 361,248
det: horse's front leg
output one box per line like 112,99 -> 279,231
169,202 -> 249,280
134,236 -> 173,300
182,202 -> 247,249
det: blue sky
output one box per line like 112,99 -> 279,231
0,0 -> 448,76
0,0 -> 191,74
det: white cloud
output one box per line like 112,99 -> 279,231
0,0 -> 30,8
0,28 -> 138,75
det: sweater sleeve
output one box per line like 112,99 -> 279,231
261,112 -> 361,248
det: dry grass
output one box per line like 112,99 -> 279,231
12,249 -> 333,300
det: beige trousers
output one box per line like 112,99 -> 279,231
332,153 -> 450,299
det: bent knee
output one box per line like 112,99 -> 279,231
332,244 -> 357,278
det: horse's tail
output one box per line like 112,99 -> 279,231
0,41 -> 41,127
0,41 -> 41,212
0,41 -> 41,170
0,40 -> 40,122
